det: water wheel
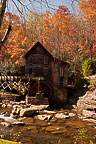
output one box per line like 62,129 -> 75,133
30,81 -> 53,98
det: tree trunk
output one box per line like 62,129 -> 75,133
0,0 -> 7,29
0,0 -> 12,50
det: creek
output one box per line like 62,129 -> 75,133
0,107 -> 96,144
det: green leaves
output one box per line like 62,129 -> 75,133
82,60 -> 92,77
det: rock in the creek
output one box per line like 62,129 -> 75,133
37,114 -> 52,121
13,105 -> 22,109
12,105 -> 23,116
1,112 -> 7,115
7,103 -> 12,108
30,105 -> 49,111
20,108 -> 38,117
13,102 -> 20,105
82,118 -> 96,123
10,113 -> 15,118
27,126 -> 38,133
2,104 -> 7,108
55,113 -> 70,119
43,110 -> 56,114
69,113 -> 76,117
12,121 -> 25,126
82,110 -> 96,119
12,107 -> 21,116
0,115 -> 17,123
45,126 -> 67,134
0,122 -> 11,127
20,101 -> 26,105
0,135 -> 5,139
50,117 -> 57,122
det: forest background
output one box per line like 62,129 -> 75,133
0,0 -> 96,87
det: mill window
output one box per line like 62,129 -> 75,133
29,58 -> 32,63
59,76 -> 64,86
44,67 -> 49,75
29,68 -> 32,74
44,57 -> 48,64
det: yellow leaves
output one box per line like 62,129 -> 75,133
22,37 -> 28,45
0,139 -> 19,144
26,11 -> 44,47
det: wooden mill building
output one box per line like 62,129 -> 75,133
24,41 -> 69,108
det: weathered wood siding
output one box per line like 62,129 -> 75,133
25,44 -> 51,80
51,58 -> 69,87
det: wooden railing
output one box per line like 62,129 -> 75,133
0,76 -> 44,96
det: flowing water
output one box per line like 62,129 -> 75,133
0,108 -> 96,144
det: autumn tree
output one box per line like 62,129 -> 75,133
78,0 -> 96,60
0,0 -> 12,50
0,12 -> 28,64
0,0 -> 52,50
39,4 -> 96,84
25,11 -> 44,49
79,0 -> 96,23
41,5 -> 71,58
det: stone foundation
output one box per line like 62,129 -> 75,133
25,95 -> 49,105
0,94 -> 21,102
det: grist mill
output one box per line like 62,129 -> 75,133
24,41 -> 69,108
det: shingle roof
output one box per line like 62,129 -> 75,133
24,41 -> 53,57
24,41 -> 69,66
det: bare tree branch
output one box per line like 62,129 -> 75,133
11,0 -> 23,16
71,0 -> 79,4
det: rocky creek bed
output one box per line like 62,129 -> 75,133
0,100 -> 96,144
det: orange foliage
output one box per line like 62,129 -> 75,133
1,12 -> 27,64
41,4 -> 96,60
41,6 -> 71,57
1,4 -> 96,65
79,0 -> 96,23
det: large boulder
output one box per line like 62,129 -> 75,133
0,122 -> 11,127
82,110 -> 96,119
55,113 -> 70,119
12,105 -> 22,115
30,105 -> 49,111
77,89 -> 96,122
37,114 -> 52,121
19,105 -> 49,117
77,89 -> 96,112
19,108 -> 38,117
